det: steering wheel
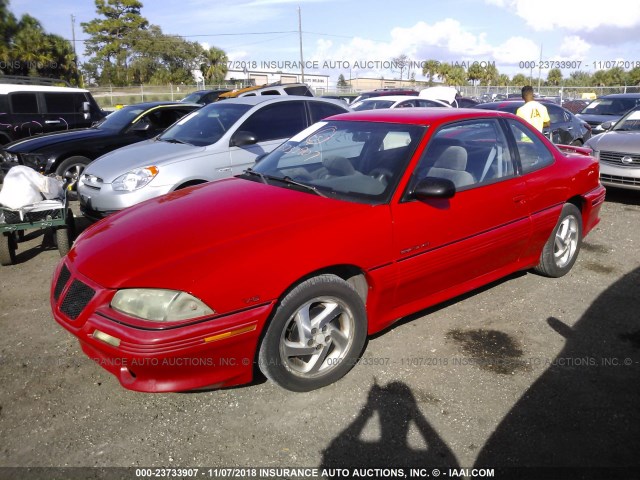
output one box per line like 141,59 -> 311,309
369,168 -> 394,186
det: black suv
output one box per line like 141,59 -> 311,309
0,101 -> 199,182
0,82 -> 105,146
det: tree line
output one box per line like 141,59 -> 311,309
0,0 -> 228,86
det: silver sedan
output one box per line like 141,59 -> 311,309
586,106 -> 640,191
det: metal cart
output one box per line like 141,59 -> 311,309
0,193 -> 75,266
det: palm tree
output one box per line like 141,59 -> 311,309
202,47 -> 228,84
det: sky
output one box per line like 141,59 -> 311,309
10,0 -> 640,83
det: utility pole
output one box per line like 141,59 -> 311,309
537,43 -> 543,93
298,6 -> 305,83
71,14 -> 80,84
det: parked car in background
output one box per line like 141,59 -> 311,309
53,107 -> 605,393
585,106 -> 640,190
562,99 -> 591,114
477,100 -> 592,145
454,97 -> 480,108
179,89 -> 230,105
218,82 -> 314,100
351,89 -> 419,104
0,83 -> 104,145
321,94 -> 359,105
78,96 -> 348,219
576,94 -> 640,134
351,95 -> 451,111
0,102 -> 200,183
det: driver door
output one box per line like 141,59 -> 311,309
391,118 -> 531,310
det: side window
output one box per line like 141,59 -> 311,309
507,119 -> 554,173
284,85 -> 312,96
260,90 -> 281,96
308,102 -> 346,123
239,102 -> 307,142
547,105 -> 564,124
0,95 -> 8,113
10,93 -> 39,114
43,93 -> 79,113
410,119 -> 514,191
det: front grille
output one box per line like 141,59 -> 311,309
600,173 -> 640,187
600,151 -> 640,166
60,280 -> 96,320
53,264 -> 71,301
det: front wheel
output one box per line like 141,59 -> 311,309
258,274 -> 367,392
534,203 -> 582,277
55,156 -> 91,187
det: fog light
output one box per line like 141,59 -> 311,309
93,329 -> 121,347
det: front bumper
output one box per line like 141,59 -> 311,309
599,163 -> 640,191
50,260 -> 275,392
78,181 -> 173,217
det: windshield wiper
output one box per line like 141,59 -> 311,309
281,176 -> 328,198
242,170 -> 327,197
160,137 -> 190,145
243,168 -> 268,184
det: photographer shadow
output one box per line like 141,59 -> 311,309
320,380 -> 458,472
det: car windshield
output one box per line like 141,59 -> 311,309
158,103 -> 251,147
580,98 -> 640,116
613,109 -> 640,131
93,106 -> 146,131
180,92 -> 205,103
244,120 -> 426,205
352,100 -> 395,111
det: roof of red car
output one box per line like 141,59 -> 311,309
328,107 -> 514,125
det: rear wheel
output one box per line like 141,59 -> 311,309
535,203 -> 582,277
0,232 -> 17,266
258,274 -> 367,392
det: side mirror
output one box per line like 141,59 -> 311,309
230,131 -> 258,147
600,121 -> 613,131
129,121 -> 151,133
410,177 -> 456,200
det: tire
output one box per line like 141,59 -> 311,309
258,274 -> 367,392
0,232 -> 17,266
55,156 -> 91,186
55,209 -> 75,257
534,203 -> 582,277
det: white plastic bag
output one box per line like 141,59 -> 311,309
0,166 -> 63,209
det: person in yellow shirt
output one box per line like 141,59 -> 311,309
516,86 -> 550,133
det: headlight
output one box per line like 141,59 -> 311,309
112,166 -> 159,191
1,151 -> 19,163
20,153 -> 49,168
111,288 -> 215,322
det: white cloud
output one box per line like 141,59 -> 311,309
486,0 -> 640,32
557,35 -> 591,60
492,36 -> 539,64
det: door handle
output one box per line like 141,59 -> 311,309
45,120 -> 61,124
217,167 -> 232,172
567,126 -> 573,130
513,194 -> 527,205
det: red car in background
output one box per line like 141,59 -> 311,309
51,109 -> 605,393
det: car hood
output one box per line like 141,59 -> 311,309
586,131 -> 640,154
84,139 -> 205,182
576,113 -> 621,125
70,178 -> 388,293
4,128 -> 108,153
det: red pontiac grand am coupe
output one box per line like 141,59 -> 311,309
51,109 -> 606,392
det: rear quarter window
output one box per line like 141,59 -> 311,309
10,93 -> 39,114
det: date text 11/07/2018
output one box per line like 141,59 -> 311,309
519,60 -> 640,70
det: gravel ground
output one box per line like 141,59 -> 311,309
0,189 -> 639,480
